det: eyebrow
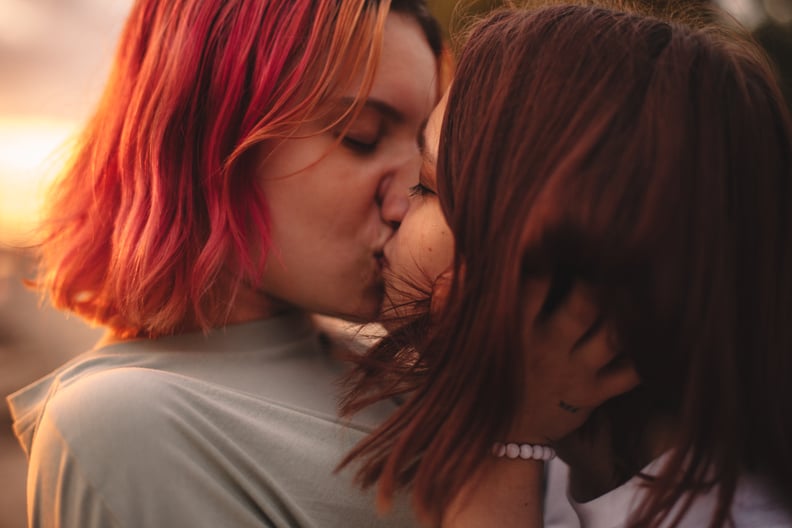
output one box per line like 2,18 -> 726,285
337,96 -> 405,123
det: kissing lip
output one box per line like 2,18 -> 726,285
374,250 -> 386,272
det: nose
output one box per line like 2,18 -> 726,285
378,141 -> 423,229
378,171 -> 412,230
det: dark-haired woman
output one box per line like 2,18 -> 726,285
341,5 -> 792,527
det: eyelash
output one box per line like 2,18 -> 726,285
409,183 -> 435,197
342,136 -> 378,154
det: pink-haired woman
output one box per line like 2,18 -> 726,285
8,0 -> 445,526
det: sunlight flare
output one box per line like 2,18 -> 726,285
0,118 -> 78,245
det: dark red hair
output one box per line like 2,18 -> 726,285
34,0 -> 443,338
341,5 -> 792,526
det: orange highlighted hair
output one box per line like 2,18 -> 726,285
35,0 -> 442,338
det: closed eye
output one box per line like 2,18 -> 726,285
409,183 -> 435,197
342,136 -> 378,154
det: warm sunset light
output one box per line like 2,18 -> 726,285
0,118 -> 78,245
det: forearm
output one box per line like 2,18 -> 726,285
442,459 -> 545,528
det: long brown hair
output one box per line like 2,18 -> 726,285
340,4 -> 792,526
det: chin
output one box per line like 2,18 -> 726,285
328,290 -> 383,324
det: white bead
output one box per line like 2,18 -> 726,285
492,442 -> 556,461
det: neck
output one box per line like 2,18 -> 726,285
225,285 -> 295,325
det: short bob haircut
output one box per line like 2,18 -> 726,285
342,4 -> 792,527
35,0 -> 443,338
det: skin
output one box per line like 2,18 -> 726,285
240,12 -> 438,323
381,93 -> 454,320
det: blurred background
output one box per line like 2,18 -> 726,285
0,0 -> 789,526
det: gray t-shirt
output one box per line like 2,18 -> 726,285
8,313 -> 416,528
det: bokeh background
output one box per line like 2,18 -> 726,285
0,0 -> 789,526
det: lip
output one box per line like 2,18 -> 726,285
374,250 -> 386,272
379,239 -> 395,269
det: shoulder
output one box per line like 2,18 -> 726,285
28,368 -> 185,528
30,367 -> 281,527
41,366 -> 188,442
32,366 -> 198,490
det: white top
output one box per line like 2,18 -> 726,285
544,457 -> 792,528
8,313 -> 417,528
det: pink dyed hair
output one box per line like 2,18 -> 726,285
35,0 -> 442,338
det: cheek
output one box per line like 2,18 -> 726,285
382,210 -> 454,320
396,205 -> 454,284
418,221 -> 454,282
263,161 -> 379,236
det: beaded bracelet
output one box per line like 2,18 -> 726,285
492,442 -> 556,461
